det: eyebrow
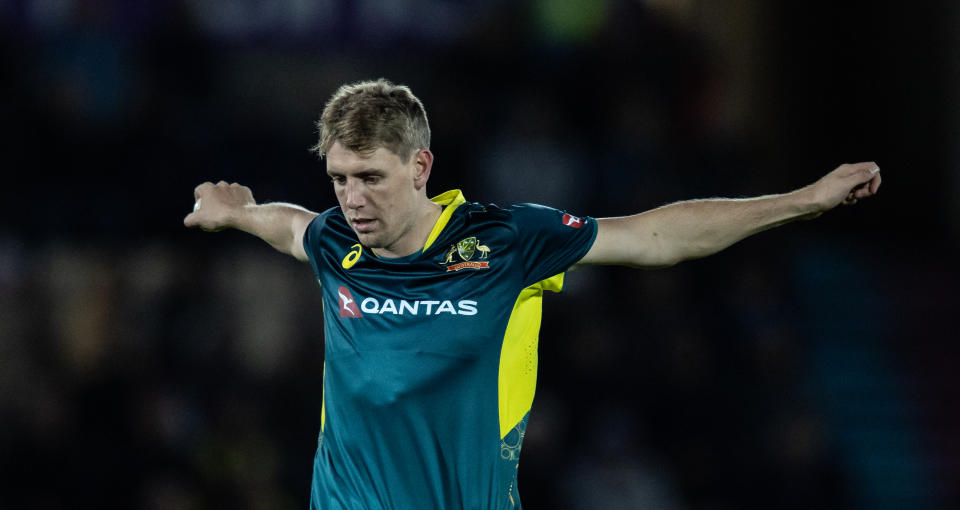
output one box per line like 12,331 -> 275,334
327,167 -> 385,177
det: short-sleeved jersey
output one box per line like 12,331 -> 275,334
303,190 -> 597,510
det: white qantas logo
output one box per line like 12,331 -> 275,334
335,286 -> 478,317
337,286 -> 362,318
359,298 -> 478,316
339,290 -> 356,316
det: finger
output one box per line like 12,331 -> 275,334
194,181 -> 212,200
852,163 -> 879,184
840,161 -> 872,177
184,211 -> 197,227
852,174 -> 881,199
845,187 -> 858,203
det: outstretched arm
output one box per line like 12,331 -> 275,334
578,162 -> 882,268
183,181 -> 318,262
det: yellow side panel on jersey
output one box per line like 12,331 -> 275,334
320,361 -> 326,433
320,297 -> 326,433
498,273 -> 564,439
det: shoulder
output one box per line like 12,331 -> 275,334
424,201 -> 515,255
458,201 -> 562,223
455,201 -> 592,235
460,201 -> 511,221
303,205 -> 354,254
306,205 -> 348,234
456,201 -> 524,239
504,202 -> 591,231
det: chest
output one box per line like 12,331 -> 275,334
319,234 -> 522,357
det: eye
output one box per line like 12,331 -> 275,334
330,176 -> 345,185
364,175 -> 381,185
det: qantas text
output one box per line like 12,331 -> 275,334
359,298 -> 478,316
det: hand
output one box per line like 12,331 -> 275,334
806,162 -> 882,213
183,181 -> 255,231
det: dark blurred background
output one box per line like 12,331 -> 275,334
2,1 -> 958,509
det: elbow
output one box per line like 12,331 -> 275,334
641,256 -> 682,269
623,243 -> 684,269
671,236 -> 722,264
646,236 -> 690,268
644,240 -> 718,268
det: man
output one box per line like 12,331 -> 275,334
184,79 -> 881,509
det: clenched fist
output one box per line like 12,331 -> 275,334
183,181 -> 256,232
806,162 -> 882,214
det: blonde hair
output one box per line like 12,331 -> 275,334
311,79 -> 430,162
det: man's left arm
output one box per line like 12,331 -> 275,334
578,162 -> 882,268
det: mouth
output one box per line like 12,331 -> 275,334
351,218 -> 377,233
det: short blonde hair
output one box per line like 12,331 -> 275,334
311,79 -> 430,162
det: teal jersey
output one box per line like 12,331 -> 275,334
303,190 -> 598,509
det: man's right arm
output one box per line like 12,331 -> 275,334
184,181 -> 319,262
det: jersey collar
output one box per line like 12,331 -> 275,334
422,189 -> 466,252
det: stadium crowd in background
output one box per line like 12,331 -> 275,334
1,1 -> 957,509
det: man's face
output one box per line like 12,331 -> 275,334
326,141 -> 421,253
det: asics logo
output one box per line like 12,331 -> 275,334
342,244 -> 362,269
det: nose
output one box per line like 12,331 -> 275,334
343,179 -> 365,209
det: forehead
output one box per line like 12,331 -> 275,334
326,142 -> 404,174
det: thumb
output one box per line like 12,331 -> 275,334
184,198 -> 203,227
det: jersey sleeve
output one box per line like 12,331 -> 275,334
302,206 -> 338,281
507,203 -> 598,288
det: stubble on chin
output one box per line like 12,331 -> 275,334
354,229 -> 388,250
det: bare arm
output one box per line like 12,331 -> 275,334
578,162 -> 882,268
183,181 -> 318,262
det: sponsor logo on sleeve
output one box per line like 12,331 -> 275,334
562,214 -> 583,228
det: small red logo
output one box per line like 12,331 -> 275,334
562,214 -> 583,228
337,286 -> 362,318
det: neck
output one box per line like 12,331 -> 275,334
372,198 -> 442,258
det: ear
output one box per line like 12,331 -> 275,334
411,149 -> 434,191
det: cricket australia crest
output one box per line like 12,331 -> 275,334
457,237 -> 477,260
442,237 -> 491,272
